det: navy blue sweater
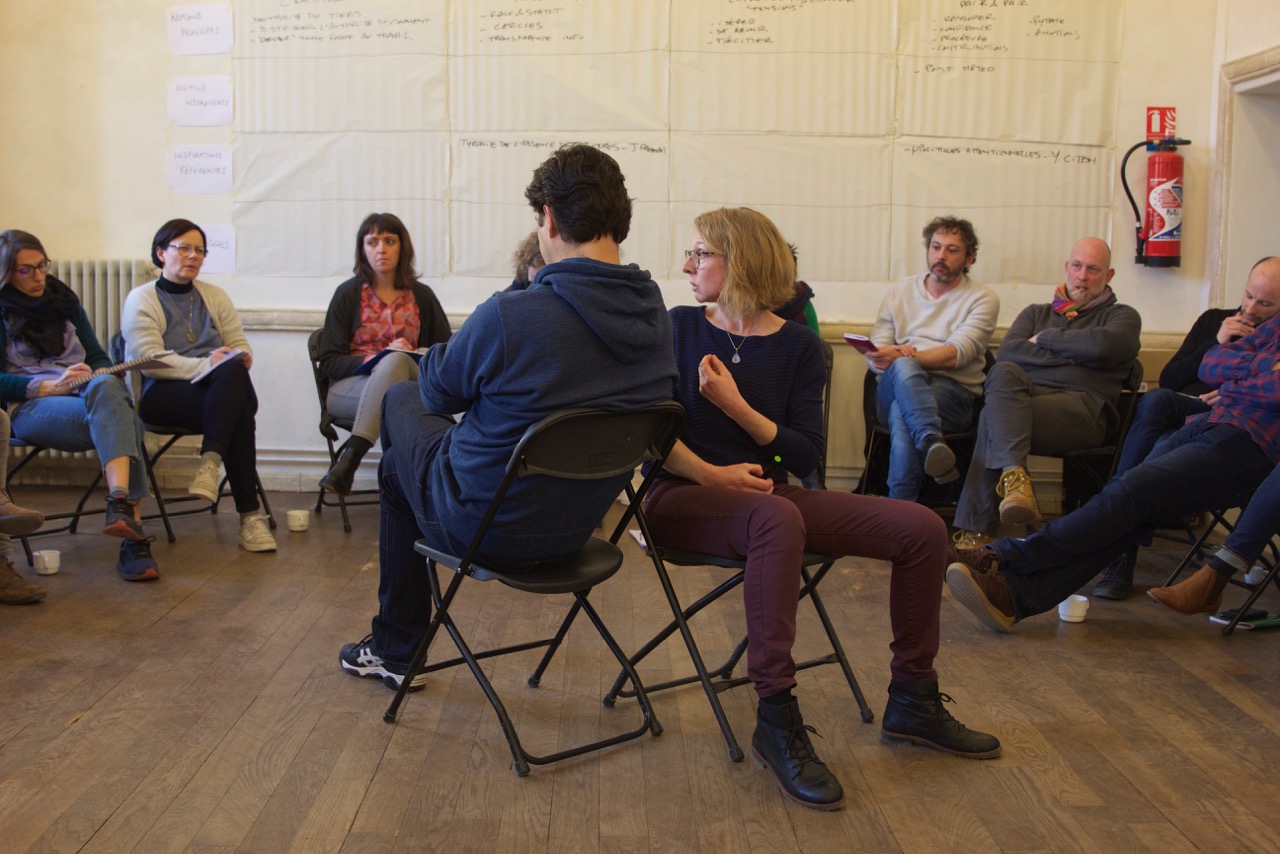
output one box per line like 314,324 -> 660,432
665,306 -> 825,481
418,257 -> 677,561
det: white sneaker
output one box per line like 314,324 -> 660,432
238,514 -> 277,553
188,459 -> 221,503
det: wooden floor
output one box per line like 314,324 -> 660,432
1,488 -> 1278,853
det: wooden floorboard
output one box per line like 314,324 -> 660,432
0,487 -> 1278,852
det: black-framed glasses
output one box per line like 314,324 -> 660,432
683,249 -> 720,269
15,260 -> 50,278
167,243 -> 209,258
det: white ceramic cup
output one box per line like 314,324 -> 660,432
1058,594 -> 1089,623
286,509 -> 310,532
33,549 -> 61,576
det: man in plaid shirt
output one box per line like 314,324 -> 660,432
946,304 -> 1280,632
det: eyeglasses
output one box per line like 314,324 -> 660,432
14,260 -> 50,278
684,249 -> 721,269
167,243 -> 209,259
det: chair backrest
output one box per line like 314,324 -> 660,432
462,402 -> 686,569
1101,359 -> 1146,479
307,329 -> 341,440
816,339 -> 834,488
109,331 -> 142,405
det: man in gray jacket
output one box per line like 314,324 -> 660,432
952,238 -> 1141,544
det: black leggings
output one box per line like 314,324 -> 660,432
138,360 -> 261,513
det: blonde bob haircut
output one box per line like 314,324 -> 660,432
693,207 -> 795,322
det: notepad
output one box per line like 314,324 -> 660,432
843,333 -> 879,355
353,348 -> 424,376
63,353 -> 174,389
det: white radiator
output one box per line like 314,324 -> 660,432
52,259 -> 156,343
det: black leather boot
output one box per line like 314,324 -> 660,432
751,697 -> 844,810
881,678 -> 1002,758
1093,547 -> 1136,600
320,438 -> 370,496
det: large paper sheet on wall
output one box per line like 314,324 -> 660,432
230,0 -> 1126,302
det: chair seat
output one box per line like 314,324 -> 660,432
415,537 -> 623,594
655,546 -> 835,571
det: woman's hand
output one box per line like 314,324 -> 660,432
210,346 -> 251,370
43,363 -> 93,395
698,354 -> 746,414
704,462 -> 774,494
867,343 -> 915,371
388,337 -> 415,351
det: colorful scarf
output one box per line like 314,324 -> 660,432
1051,284 -> 1114,321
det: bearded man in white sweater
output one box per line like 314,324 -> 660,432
866,216 -> 999,501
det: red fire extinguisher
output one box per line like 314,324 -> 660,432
1121,136 -> 1190,267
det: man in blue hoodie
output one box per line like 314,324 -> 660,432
340,144 -> 679,691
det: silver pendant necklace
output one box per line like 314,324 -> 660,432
158,288 -> 198,343
725,330 -> 745,364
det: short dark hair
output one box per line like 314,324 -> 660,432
524,144 -> 631,245
511,231 -> 544,284
151,219 -> 208,268
0,229 -> 47,287
354,212 -> 419,291
922,216 -> 979,263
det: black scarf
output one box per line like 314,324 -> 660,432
0,275 -> 81,358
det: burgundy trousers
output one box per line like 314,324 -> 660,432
644,480 -> 947,698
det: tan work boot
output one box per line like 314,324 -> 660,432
0,489 -> 44,537
1147,566 -> 1230,615
996,466 -> 1040,525
0,557 -> 46,605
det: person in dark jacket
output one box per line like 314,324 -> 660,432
339,144 -> 678,694
316,213 -> 451,495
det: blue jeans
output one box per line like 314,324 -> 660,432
1217,463 -> 1280,571
990,418 -> 1272,618
874,358 -> 974,500
10,375 -> 148,499
1114,388 -> 1209,476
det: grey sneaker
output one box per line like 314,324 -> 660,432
238,514 -> 277,553
188,459 -> 221,503
339,636 -> 428,692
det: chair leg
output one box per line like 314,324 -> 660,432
144,453 -> 177,544
528,597 -> 584,687
799,564 -> 874,723
1162,513 -> 1224,587
383,562 -> 460,725
643,549 -> 745,762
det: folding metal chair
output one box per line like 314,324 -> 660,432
601,535 -> 875,762
306,329 -> 380,532
382,401 -> 686,777
1160,506 -> 1280,635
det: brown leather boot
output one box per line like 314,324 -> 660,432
997,466 -> 1041,525
1147,566 -> 1230,615
0,489 -> 44,537
0,557 -> 45,605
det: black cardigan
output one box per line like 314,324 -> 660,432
317,277 -> 452,381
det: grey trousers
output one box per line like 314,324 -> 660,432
326,351 -> 421,445
954,362 -> 1108,534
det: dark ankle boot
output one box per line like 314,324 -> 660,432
881,678 -> 1002,759
1093,547 -> 1136,600
750,697 -> 844,811
320,439 -> 369,496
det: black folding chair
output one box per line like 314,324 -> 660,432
382,402 -> 686,777
1056,360 -> 1145,512
1159,506 -> 1280,636
307,329 -> 380,532
602,538 -> 875,762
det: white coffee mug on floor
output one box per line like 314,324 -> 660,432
287,509 -> 310,532
34,549 -> 61,575
1058,594 -> 1089,623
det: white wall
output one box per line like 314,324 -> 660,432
0,1 -> 1265,490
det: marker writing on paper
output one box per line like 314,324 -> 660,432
760,455 -> 782,479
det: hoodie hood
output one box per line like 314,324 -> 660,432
535,257 -> 669,363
